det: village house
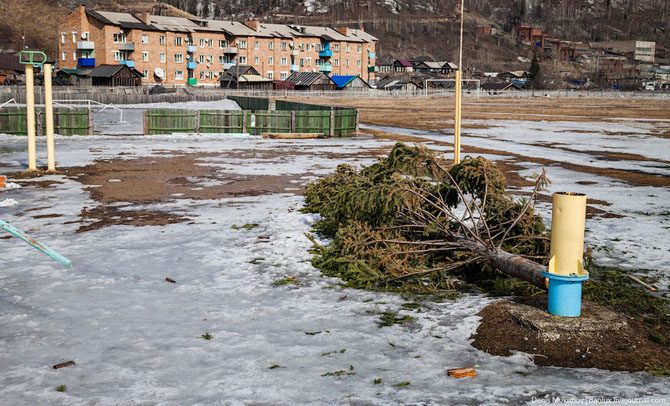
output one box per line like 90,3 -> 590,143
329,75 -> 370,90
219,65 -> 273,90
284,71 -> 336,91
57,6 -> 377,86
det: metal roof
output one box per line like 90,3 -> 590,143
286,71 -> 330,86
88,64 -> 142,78
330,75 -> 357,88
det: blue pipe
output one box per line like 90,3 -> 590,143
0,219 -> 72,268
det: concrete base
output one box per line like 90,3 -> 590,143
262,133 -> 325,139
501,300 -> 628,342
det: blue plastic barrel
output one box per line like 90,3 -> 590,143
542,272 -> 590,317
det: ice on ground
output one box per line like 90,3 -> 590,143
0,198 -> 18,207
0,121 -> 669,404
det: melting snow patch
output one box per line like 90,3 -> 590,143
0,198 -> 18,207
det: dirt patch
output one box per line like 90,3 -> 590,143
15,180 -> 64,189
75,205 -> 188,233
32,213 -> 63,219
63,153 -> 311,205
472,299 -> 670,372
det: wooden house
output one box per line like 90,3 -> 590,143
220,65 -> 273,90
88,64 -> 143,86
285,72 -> 336,91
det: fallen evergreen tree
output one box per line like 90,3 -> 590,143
303,143 -> 550,293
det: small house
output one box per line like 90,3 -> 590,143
329,75 -> 371,90
220,65 -> 273,90
285,72 -> 336,91
88,64 -> 143,86
56,68 -> 92,86
392,59 -> 414,73
375,77 -> 420,91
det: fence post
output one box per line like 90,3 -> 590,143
143,110 -> 148,135
195,111 -> 201,134
355,109 -> 360,135
242,111 -> 247,133
87,109 -> 93,135
329,109 -> 335,137
290,111 -> 296,133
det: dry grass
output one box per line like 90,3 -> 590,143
283,97 -> 670,131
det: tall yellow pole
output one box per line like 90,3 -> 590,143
453,0 -> 465,165
549,192 -> 587,276
44,63 -> 56,172
25,64 -> 37,171
454,70 -> 462,164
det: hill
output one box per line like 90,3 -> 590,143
1,0 -> 667,72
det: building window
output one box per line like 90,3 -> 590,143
113,33 -> 126,43
255,41 -> 260,50
200,38 -> 206,47
268,41 -> 274,50
238,40 -> 247,49
357,60 -> 361,67
142,70 -> 148,78
159,36 -> 166,45
268,57 -> 273,65
72,32 -> 77,43
219,56 -> 225,63
142,52 -> 149,62
239,56 -> 247,64
175,53 -> 183,63
113,51 -> 121,61
333,59 -> 339,67
357,45 -> 362,52
280,42 -> 287,50
175,37 -> 182,46
208,39 -> 213,47
61,51 -> 66,61
200,71 -> 205,79
333,44 -> 340,52
61,33 -> 66,44
198,55 -> 205,63
267,71 -> 273,79
207,55 -> 213,63
208,72 -> 214,79
305,44 -> 311,51
160,53 -> 165,63
280,57 -> 288,66
346,44 -> 350,52
280,71 -> 288,80
175,70 -> 183,80
299,58 -> 304,67
254,56 -> 260,64
219,40 -> 228,48
141,35 -> 148,44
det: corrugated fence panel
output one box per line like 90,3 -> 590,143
145,109 -> 198,135
295,110 -> 330,134
0,107 -> 27,135
248,111 -> 292,135
276,100 -> 332,111
199,110 -> 245,133
333,109 -> 358,136
227,96 -> 269,111
52,108 -> 90,136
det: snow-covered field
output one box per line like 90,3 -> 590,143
0,114 -> 669,404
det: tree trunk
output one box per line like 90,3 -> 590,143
459,239 -> 547,289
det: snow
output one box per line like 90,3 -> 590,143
1,118 -> 669,404
0,198 -> 18,207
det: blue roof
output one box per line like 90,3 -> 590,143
330,75 -> 357,88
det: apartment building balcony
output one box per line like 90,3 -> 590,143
223,62 -> 236,70
77,57 -> 96,68
121,60 -> 135,68
187,78 -> 198,86
187,45 -> 197,53
222,47 -> 238,54
187,61 -> 197,70
318,63 -> 332,73
368,52 -> 376,59
118,42 -> 135,51
290,64 -> 299,72
319,49 -> 333,58
76,41 -> 95,50
290,49 -> 299,56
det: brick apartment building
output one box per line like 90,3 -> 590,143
58,6 -> 377,86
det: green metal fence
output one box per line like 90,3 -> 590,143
227,96 -> 269,111
145,109 -> 198,135
0,107 -> 28,135
144,107 -> 358,137
276,100 -> 333,111
199,110 -> 246,133
0,107 -> 90,136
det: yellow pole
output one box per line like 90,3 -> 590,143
549,192 -> 587,276
25,64 -> 37,171
454,70 -> 462,164
44,63 -> 56,172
